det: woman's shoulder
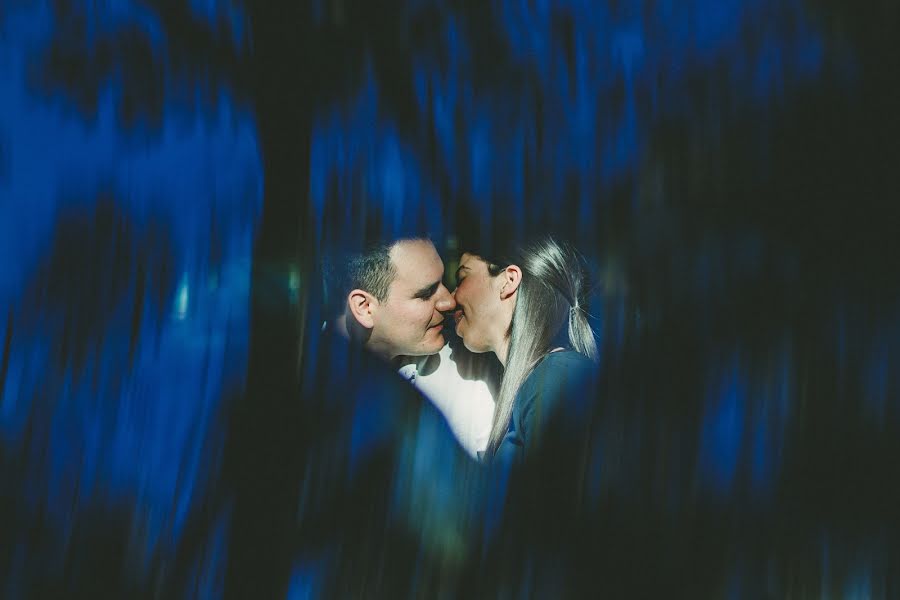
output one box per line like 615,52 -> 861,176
530,349 -> 596,381
517,351 -> 597,411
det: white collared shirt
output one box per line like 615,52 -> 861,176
398,343 -> 497,459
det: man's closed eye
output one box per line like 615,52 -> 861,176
414,282 -> 440,300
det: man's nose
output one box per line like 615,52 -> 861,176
435,284 -> 456,312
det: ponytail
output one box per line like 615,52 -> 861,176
568,304 -> 599,364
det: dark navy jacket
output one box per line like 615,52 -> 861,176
495,350 -> 599,466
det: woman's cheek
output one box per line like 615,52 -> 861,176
454,282 -> 466,304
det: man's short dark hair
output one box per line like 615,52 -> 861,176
322,237 -> 428,317
346,242 -> 396,303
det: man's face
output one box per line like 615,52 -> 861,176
368,239 -> 456,359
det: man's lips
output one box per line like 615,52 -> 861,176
453,310 -> 463,325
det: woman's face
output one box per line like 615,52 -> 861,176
452,253 -> 511,355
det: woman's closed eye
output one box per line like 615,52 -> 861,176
454,265 -> 470,286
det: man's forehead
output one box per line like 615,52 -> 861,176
389,239 -> 443,284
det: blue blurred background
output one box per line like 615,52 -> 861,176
1,0 -> 898,597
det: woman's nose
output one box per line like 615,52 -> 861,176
435,284 -> 457,312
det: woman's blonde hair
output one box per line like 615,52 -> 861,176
473,236 -> 599,459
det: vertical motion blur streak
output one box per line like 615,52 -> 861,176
2,0 -> 899,597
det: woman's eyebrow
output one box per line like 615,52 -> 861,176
413,281 -> 440,299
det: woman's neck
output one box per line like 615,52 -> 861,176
495,338 -> 510,367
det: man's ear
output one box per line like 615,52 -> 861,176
347,289 -> 378,329
499,265 -> 522,300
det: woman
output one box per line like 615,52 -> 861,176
452,236 -> 599,462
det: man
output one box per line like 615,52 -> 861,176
297,235 -> 488,596
332,237 -> 456,360
328,236 -> 496,458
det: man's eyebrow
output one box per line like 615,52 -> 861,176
413,280 -> 441,299
455,265 -> 470,279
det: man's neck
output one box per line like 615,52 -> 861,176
365,338 -> 396,363
334,313 -> 397,363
